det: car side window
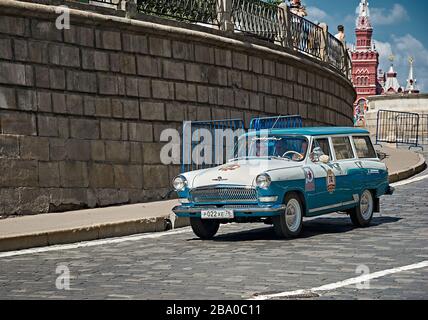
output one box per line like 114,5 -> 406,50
332,136 -> 354,160
311,138 -> 331,158
353,136 -> 377,158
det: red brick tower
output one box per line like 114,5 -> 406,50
351,0 -> 381,124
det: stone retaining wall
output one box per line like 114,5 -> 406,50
0,0 -> 356,215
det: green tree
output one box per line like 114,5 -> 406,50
263,0 -> 283,5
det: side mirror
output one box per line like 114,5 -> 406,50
319,155 -> 330,164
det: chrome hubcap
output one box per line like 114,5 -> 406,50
285,199 -> 301,232
360,190 -> 373,220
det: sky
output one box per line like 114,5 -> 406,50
300,0 -> 428,92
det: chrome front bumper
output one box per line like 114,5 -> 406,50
172,204 -> 286,216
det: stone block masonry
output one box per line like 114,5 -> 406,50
0,0 -> 356,215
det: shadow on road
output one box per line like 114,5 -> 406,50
190,216 -> 402,242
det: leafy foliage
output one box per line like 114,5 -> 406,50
137,0 -> 217,24
263,0 -> 283,5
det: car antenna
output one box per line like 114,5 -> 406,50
271,115 -> 282,129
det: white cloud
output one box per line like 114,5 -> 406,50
370,4 -> 409,26
306,6 -> 329,22
374,35 -> 428,92
374,40 -> 393,72
347,3 -> 409,27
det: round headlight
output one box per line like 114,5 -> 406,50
256,173 -> 271,189
172,176 -> 187,191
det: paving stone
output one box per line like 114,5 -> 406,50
38,162 -> 60,187
49,44 -> 80,68
66,71 -> 97,93
37,115 -> 58,137
105,141 -> 130,163
149,37 -> 171,57
82,49 -> 109,71
0,86 -> 16,110
0,134 -> 19,159
89,163 -> 114,188
70,118 -> 99,140
95,30 -> 121,50
64,25 -> 95,47
59,161 -> 89,188
0,15 -> 29,36
122,33 -> 148,54
172,41 -> 194,61
0,61 -> 33,87
113,165 -> 143,189
20,136 -> 49,161
2,169 -> 425,299
0,111 -> 36,136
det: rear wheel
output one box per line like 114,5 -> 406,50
350,190 -> 374,227
273,193 -> 303,239
190,218 -> 220,239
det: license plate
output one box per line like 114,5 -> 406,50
201,209 -> 234,219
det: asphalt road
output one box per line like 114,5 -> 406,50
0,162 -> 427,300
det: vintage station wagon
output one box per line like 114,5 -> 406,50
172,127 -> 394,239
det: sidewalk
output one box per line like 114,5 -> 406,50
0,200 -> 183,252
0,147 -> 425,252
376,145 -> 426,183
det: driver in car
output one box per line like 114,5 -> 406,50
291,140 -> 308,161
276,139 -> 307,161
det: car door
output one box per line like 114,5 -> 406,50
351,135 -> 383,191
305,137 -> 343,215
330,136 -> 362,205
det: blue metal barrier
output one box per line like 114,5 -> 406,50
249,115 -> 303,130
181,119 -> 245,173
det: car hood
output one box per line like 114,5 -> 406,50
189,158 -> 301,188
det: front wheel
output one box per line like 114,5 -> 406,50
190,218 -> 220,239
350,190 -> 374,228
273,193 -> 303,239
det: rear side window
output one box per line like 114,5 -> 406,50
332,137 -> 354,160
353,136 -> 377,158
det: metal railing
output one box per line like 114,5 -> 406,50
181,119 -> 245,173
289,13 -> 324,60
249,115 -> 303,130
230,1 -> 349,76
78,0 -> 350,78
231,0 -> 284,43
375,110 -> 421,149
327,33 -> 345,72
420,114 -> 428,146
137,0 -> 218,25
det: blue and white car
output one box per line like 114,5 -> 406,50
172,127 -> 394,239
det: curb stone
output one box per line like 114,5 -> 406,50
389,153 -> 427,184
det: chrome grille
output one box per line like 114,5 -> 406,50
190,187 -> 257,204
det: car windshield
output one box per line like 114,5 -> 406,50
234,135 -> 309,162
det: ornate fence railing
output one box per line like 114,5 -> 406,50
231,0 -> 284,43
289,13 -> 324,60
136,0 -> 218,25
327,33 -> 346,73
78,0 -> 351,78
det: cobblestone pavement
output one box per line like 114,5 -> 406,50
0,165 -> 427,300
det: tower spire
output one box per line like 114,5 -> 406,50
357,0 -> 372,30
405,57 -> 420,94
